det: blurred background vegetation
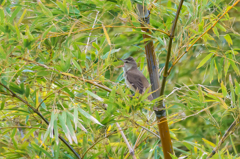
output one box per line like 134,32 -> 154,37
0,0 -> 240,158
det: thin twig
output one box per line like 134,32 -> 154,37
85,11 -> 99,54
82,127 -> 129,158
116,122 -> 137,159
0,126 -> 46,130
10,55 -> 112,92
159,0 -> 184,105
167,0 -> 240,74
0,82 -> 81,159
207,115 -> 240,158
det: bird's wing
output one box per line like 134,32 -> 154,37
126,69 -> 149,94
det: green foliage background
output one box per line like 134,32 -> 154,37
0,0 -> 240,158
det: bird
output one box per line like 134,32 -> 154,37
119,57 -> 153,101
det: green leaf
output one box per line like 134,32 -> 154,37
228,54 -> 240,75
0,9 -> 4,23
42,25 -> 54,39
0,99 -> 5,110
92,42 -> 100,51
86,90 -> 103,102
197,53 -> 214,69
221,82 -> 227,97
209,58 -> 214,83
74,106 -> 78,130
32,143 -> 53,158
59,112 -> 72,144
101,48 -> 121,59
57,1 -> 68,14
224,58 -> 230,77
229,76 -> 235,106
11,128 -> 17,138
9,6 -> 21,22
25,115 -> 29,124
22,129 -> 37,141
54,119 -> 59,145
66,114 -> 77,144
38,0 -> 53,17
198,20 -> 204,32
25,85 -> 30,98
78,107 -> 103,126
224,34 -> 233,46
213,27 -> 219,38
72,59 -> 82,73
216,23 -> 226,32
14,22 -> 20,40
10,83 -> 24,94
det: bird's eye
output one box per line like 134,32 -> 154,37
125,61 -> 128,63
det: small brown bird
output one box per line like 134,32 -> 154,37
119,57 -> 153,101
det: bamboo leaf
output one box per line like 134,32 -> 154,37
37,0 -> 53,17
101,48 -> 121,60
54,119 -> 59,145
0,99 -> 5,110
9,83 -> 24,95
228,54 -> 240,75
224,34 -> 233,46
78,107 -> 103,126
72,59 -> 82,73
213,27 -> 219,38
102,24 -> 111,45
57,1 -> 68,14
221,82 -> 228,97
202,138 -> 216,147
42,25 -> 53,39
9,6 -> 21,22
74,106 -> 78,130
86,90 -> 103,102
197,53 -> 213,69
224,58 -> 230,77
59,112 -> 72,144
17,8 -> 27,25
66,114 -> 77,144
216,23 -> 226,32
92,42 -> 100,51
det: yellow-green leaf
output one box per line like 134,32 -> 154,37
213,27 -> 219,38
72,59 -> 82,73
197,53 -> 214,69
102,24 -> 111,46
221,82 -> 227,97
224,34 -> 232,46
202,138 -> 216,147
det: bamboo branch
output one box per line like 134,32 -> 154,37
0,82 -> 81,159
0,126 -> 46,130
207,115 -> 240,158
167,0 -> 240,74
116,122 -> 137,159
159,0 -> 184,106
10,55 -> 112,92
31,25 -> 169,51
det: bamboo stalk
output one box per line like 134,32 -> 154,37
136,0 -> 184,158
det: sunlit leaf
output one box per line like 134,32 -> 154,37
224,34 -> 233,46
78,107 -> 103,126
221,82 -> 228,97
197,53 -> 214,69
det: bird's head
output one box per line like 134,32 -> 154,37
119,57 -> 137,71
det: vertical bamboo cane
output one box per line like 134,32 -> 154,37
137,1 -> 184,158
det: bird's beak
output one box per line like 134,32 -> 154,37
117,58 -> 125,68
118,58 -> 124,62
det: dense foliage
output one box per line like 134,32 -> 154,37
0,0 -> 240,158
